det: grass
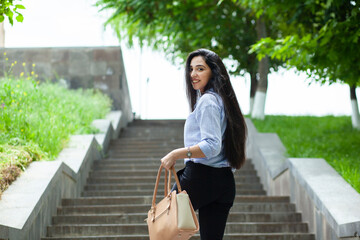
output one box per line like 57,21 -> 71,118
251,115 -> 360,194
0,69 -> 112,196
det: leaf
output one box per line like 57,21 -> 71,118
15,5 -> 26,10
16,14 -> 24,23
8,15 -> 14,25
255,9 -> 264,19
6,9 -> 14,18
0,16 -> 4,22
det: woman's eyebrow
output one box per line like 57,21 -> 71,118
190,64 -> 206,68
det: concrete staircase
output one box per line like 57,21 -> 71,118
42,120 -> 315,240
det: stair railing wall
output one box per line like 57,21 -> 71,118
245,118 -> 360,240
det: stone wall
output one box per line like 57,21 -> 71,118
0,46 -> 133,123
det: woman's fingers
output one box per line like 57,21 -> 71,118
160,158 -> 167,170
161,154 -> 175,170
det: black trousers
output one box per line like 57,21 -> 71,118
173,161 -> 235,240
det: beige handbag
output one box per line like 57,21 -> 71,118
146,165 -> 199,240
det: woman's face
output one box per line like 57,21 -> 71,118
190,56 -> 212,93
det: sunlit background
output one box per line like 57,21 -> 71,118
3,0 -> 358,119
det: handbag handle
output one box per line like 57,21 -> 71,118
151,165 -> 182,209
164,168 -> 172,196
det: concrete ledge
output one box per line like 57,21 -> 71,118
57,135 -> 98,174
106,111 -> 123,139
0,161 -> 63,239
0,110 -> 128,240
249,131 -> 290,197
244,118 -> 257,160
91,119 -> 114,153
256,133 -> 287,179
289,158 -> 360,239
56,135 -> 102,198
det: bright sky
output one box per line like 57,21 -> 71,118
3,0 -> 358,119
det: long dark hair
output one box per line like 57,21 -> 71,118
185,48 -> 247,169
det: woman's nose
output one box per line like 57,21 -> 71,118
191,70 -> 197,78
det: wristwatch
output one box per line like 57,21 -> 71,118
186,146 -> 192,158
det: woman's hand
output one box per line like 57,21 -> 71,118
161,146 -> 205,170
161,150 -> 178,170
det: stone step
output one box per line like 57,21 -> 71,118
120,125 -> 184,130
227,212 -> 302,223
101,157 -> 172,161
91,164 -> 254,172
86,175 -> 261,184
62,195 -> 290,206
108,146 -> 180,150
92,160 -> 256,170
110,139 -> 183,145
108,143 -> 184,149
107,146 -> 180,151
88,169 -> 259,177
103,153 -> 170,158
186,234 -> 317,240
116,133 -> 184,139
81,189 -> 266,197
46,222 -> 309,237
118,130 -> 184,136
127,119 -> 186,125
57,202 -> 295,215
94,156 -> 254,168
52,213 -> 147,225
83,183 -> 263,191
91,163 -> 186,172
107,151 -> 178,156
43,233 -> 315,240
52,212 -> 302,225
91,165 -> 186,173
110,139 -> 182,144
90,166 -> 256,174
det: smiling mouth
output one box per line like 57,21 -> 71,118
192,80 -> 200,83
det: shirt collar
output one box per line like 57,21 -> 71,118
198,88 -> 214,97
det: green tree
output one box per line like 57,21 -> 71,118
96,0 -> 282,117
243,0 -> 360,128
0,0 -> 25,25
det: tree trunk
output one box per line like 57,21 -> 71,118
350,84 -> 360,129
0,22 -> 4,47
251,15 -> 269,120
249,71 -> 258,115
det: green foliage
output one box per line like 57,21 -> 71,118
0,77 -> 112,159
251,115 -> 360,193
96,0 -> 277,76
244,0 -> 360,86
0,0 -> 25,25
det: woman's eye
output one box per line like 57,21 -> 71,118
197,68 -> 203,71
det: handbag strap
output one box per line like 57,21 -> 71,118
164,169 -> 168,196
164,168 -> 172,196
151,165 -> 182,209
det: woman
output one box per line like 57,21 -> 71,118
161,48 -> 247,240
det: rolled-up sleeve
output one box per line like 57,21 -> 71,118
195,95 -> 222,158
